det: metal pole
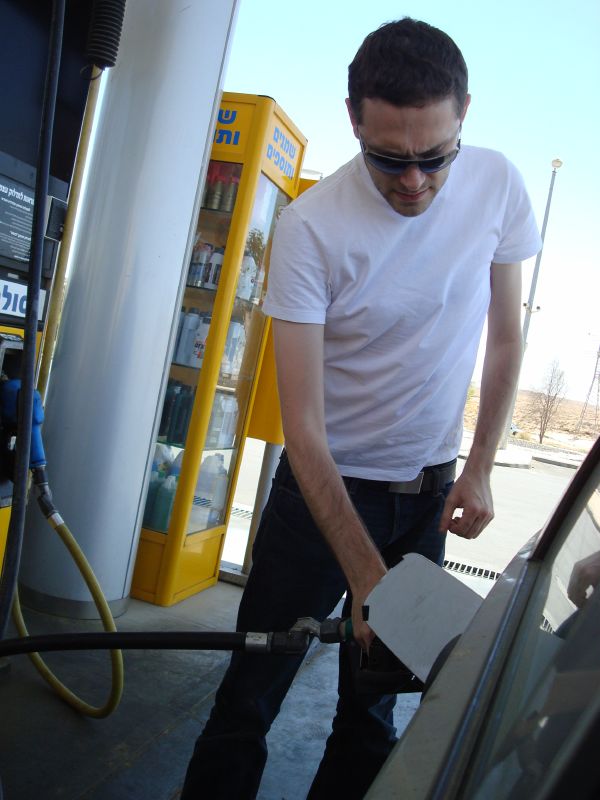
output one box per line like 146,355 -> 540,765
522,161 -> 561,346
498,158 -> 562,450
242,443 -> 283,576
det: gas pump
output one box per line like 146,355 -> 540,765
0,335 -> 45,491
0,333 -> 24,562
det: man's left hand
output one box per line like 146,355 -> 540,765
439,468 -> 494,539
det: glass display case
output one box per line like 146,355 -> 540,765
131,94 -> 306,606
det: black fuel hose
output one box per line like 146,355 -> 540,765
0,629 -> 311,658
0,0 -> 65,642
86,0 -> 127,69
0,8 -> 66,797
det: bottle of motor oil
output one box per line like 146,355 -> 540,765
220,167 -> 239,212
152,474 -> 178,532
194,246 -> 213,287
195,453 -> 221,501
237,252 -> 256,300
217,395 -> 238,448
142,469 -> 165,529
175,308 -> 200,364
158,380 -> 180,440
209,457 -> 228,525
169,385 -> 193,446
204,248 -> 224,290
173,308 -> 186,357
206,166 -> 224,210
206,392 -> 225,448
189,314 -> 211,368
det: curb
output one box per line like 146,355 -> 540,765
460,447 -> 584,471
459,450 -> 532,469
531,454 -> 581,470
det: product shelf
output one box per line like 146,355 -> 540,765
131,92 -> 306,605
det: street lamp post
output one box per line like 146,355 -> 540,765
499,158 -> 563,450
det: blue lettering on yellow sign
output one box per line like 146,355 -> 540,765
265,126 -> 297,179
215,129 -> 240,146
272,126 -> 297,159
214,109 -> 241,146
218,109 -> 237,125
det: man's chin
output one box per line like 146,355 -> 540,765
386,188 -> 435,217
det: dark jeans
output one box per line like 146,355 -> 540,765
181,452 -> 452,800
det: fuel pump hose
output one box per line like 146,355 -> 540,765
11,468 -> 124,719
0,628 -> 311,660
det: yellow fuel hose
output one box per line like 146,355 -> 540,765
11,516 -> 124,719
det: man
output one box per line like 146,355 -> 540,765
182,18 -> 541,800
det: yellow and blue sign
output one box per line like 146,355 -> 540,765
211,94 -> 306,196
212,100 -> 255,159
261,112 -> 304,195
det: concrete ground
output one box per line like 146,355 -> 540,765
0,437 -> 586,799
0,584 -> 419,800
448,446 -> 575,574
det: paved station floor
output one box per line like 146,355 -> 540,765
0,585 -> 420,800
0,440 -> 584,799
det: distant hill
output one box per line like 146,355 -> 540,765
464,388 -> 598,454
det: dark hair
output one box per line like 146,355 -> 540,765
348,18 -> 468,122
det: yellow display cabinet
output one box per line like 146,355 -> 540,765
131,93 -> 306,606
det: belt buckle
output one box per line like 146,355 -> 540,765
388,471 -> 424,495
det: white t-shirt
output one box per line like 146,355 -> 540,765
263,146 -> 541,481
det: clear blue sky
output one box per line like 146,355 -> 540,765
224,0 -> 600,401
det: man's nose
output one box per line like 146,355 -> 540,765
398,164 -> 427,192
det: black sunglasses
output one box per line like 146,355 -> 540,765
359,128 -> 461,175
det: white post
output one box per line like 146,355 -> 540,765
20,0 -> 239,617
498,158 -> 562,451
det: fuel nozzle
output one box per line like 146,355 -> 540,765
30,464 -> 58,520
358,637 -> 425,694
0,379 -> 47,475
288,616 -> 423,694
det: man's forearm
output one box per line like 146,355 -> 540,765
284,433 -> 386,597
468,336 -> 522,473
271,317 -> 385,646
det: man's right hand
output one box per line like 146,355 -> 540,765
351,602 -> 375,651
350,566 -> 387,651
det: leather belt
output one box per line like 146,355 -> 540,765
343,459 -> 457,495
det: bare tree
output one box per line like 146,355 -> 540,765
530,360 -> 567,443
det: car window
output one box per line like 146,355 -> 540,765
462,480 -> 600,799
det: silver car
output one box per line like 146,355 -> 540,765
368,436 -> 600,800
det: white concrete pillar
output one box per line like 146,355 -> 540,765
21,0 -> 239,616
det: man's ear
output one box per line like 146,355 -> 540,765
460,93 -> 471,123
345,98 -> 360,139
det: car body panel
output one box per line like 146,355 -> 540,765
367,436 -> 600,800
